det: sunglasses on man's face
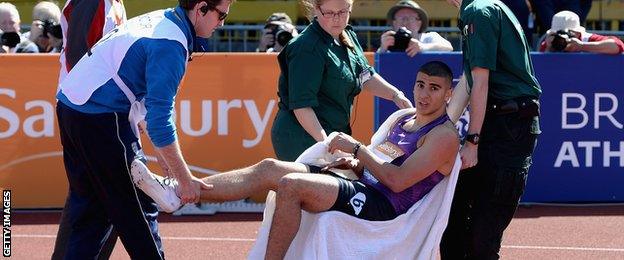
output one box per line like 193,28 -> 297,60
213,7 -> 228,21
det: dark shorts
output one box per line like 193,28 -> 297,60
308,165 -> 398,221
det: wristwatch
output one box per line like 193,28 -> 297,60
465,133 -> 480,145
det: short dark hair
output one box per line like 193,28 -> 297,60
418,61 -> 453,86
178,0 -> 221,10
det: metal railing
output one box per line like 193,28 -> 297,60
207,25 -> 462,52
205,24 -> 624,52
17,23 -> 623,52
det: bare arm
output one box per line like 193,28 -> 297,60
358,129 -> 458,192
419,33 -> 453,52
466,67 -> 489,137
138,120 -> 171,177
328,129 -> 459,193
459,67 -> 489,169
363,73 -> 413,109
567,38 -> 623,54
407,33 -> 453,56
293,107 -> 328,142
447,74 -> 470,123
155,141 -> 190,181
156,140 -> 210,203
420,42 -> 454,52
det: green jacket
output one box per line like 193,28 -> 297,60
460,0 -> 541,101
271,19 -> 374,160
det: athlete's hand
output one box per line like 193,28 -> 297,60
460,142 -> 478,169
322,157 -> 359,171
328,132 -> 360,154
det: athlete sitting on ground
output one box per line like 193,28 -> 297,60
131,61 -> 460,259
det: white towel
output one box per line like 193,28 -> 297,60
248,109 -> 460,260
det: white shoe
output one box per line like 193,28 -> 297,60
130,159 -> 182,213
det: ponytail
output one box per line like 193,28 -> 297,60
339,31 -> 354,49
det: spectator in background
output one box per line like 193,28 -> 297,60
26,1 -> 62,53
51,0 -> 127,259
529,0 -> 591,36
59,0 -> 127,83
0,2 -> 38,53
539,11 -> 624,54
378,0 -> 452,57
256,12 -> 298,53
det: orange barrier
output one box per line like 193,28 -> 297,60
0,53 -> 375,208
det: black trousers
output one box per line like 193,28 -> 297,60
51,192 -> 117,260
440,113 -> 538,260
53,102 -> 164,260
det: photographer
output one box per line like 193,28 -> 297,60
0,2 -> 38,53
378,0 -> 452,57
27,1 -> 62,53
257,12 -> 298,53
539,11 -> 624,54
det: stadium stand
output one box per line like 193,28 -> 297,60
8,0 -> 624,51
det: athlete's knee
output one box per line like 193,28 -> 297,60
276,173 -> 302,196
253,158 -> 280,181
258,158 -> 297,178
256,158 -> 281,172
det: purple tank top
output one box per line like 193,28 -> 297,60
359,113 -> 449,215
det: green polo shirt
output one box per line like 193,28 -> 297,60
460,0 -> 541,101
271,19 -> 374,160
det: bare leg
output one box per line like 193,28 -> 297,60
199,158 -> 309,201
265,173 -> 340,260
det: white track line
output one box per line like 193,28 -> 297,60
502,245 -> 624,252
13,234 -> 254,242
12,235 -> 624,252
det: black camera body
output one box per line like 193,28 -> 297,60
550,30 -> 576,52
0,31 -> 21,48
42,19 -> 62,39
388,27 -> 412,52
266,24 -> 294,48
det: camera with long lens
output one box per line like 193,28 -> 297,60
266,23 -> 294,48
550,29 -> 576,52
42,19 -> 62,39
0,30 -> 21,48
388,27 -> 412,52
